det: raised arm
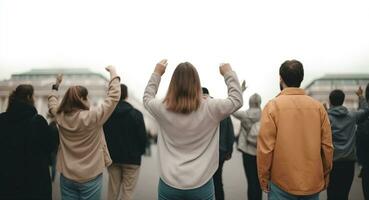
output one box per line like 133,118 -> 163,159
143,59 -> 167,116
207,63 -> 243,122
48,74 -> 63,116
354,87 -> 369,123
91,65 -> 121,126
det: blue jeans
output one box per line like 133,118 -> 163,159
60,173 -> 103,200
158,178 -> 215,200
269,182 -> 319,200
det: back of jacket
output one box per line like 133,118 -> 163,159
0,101 -> 57,200
104,101 -> 147,165
257,88 -> 333,195
357,117 -> 369,166
328,106 -> 360,161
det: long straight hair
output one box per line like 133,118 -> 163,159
163,62 -> 202,114
7,84 -> 34,111
57,86 -> 89,114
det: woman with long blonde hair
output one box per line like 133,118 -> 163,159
143,59 -> 243,200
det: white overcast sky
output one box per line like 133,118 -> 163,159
0,0 -> 369,106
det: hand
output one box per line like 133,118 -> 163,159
105,65 -> 116,73
219,63 -> 232,76
356,86 -> 363,97
241,80 -> 247,92
55,74 -> 63,86
155,59 -> 168,76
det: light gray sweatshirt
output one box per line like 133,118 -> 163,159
143,71 -> 243,189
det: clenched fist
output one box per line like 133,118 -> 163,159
155,59 -> 168,76
219,63 -> 232,76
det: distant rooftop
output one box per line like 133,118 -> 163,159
11,68 -> 108,80
305,73 -> 369,90
317,74 -> 369,80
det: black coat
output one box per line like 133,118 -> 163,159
357,116 -> 369,167
0,101 -> 58,200
219,116 -> 235,158
104,101 -> 147,165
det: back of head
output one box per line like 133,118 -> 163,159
366,83 -> 369,102
329,89 -> 345,107
164,62 -> 202,114
57,86 -> 89,114
280,60 -> 304,87
249,93 -> 262,108
7,84 -> 34,111
120,84 -> 128,100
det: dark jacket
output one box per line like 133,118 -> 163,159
357,116 -> 369,166
0,101 -> 57,200
104,101 -> 147,165
219,116 -> 235,159
328,96 -> 369,161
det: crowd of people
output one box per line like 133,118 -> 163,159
0,60 -> 368,200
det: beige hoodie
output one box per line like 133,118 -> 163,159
48,76 -> 120,182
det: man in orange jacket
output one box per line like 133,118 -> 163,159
257,60 -> 334,199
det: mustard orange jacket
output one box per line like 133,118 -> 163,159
257,88 -> 333,195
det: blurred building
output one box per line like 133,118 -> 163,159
305,74 -> 369,111
0,68 -> 159,135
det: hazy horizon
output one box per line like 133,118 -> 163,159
1,0 -> 369,105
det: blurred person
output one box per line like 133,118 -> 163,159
143,60 -> 243,200
47,113 -> 60,182
48,66 -> 121,200
326,88 -> 369,200
232,84 -> 262,200
202,87 -> 235,200
356,83 -> 369,200
104,84 -> 147,200
257,60 -> 333,200
0,84 -> 58,200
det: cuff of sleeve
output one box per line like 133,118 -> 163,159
48,90 -> 59,100
152,72 -> 161,77
109,76 -> 121,85
223,71 -> 235,79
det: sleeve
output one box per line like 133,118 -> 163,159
143,73 -> 163,117
48,90 -> 59,116
257,101 -> 277,191
207,71 -> 243,122
354,96 -> 369,123
89,76 -> 121,126
320,105 -> 334,189
232,110 -> 245,120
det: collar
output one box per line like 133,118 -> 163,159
277,87 -> 306,97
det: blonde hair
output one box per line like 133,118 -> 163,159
164,62 -> 202,114
57,86 -> 89,114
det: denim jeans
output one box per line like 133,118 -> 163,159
60,173 -> 103,200
158,178 -> 215,200
269,182 -> 319,200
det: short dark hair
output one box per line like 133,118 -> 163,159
202,87 -> 209,95
329,89 -> 345,106
121,84 -> 128,100
279,60 -> 304,87
365,83 -> 369,101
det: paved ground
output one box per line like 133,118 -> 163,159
52,145 -> 365,200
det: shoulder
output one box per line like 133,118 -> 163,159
130,108 -> 144,120
33,114 -> 48,126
